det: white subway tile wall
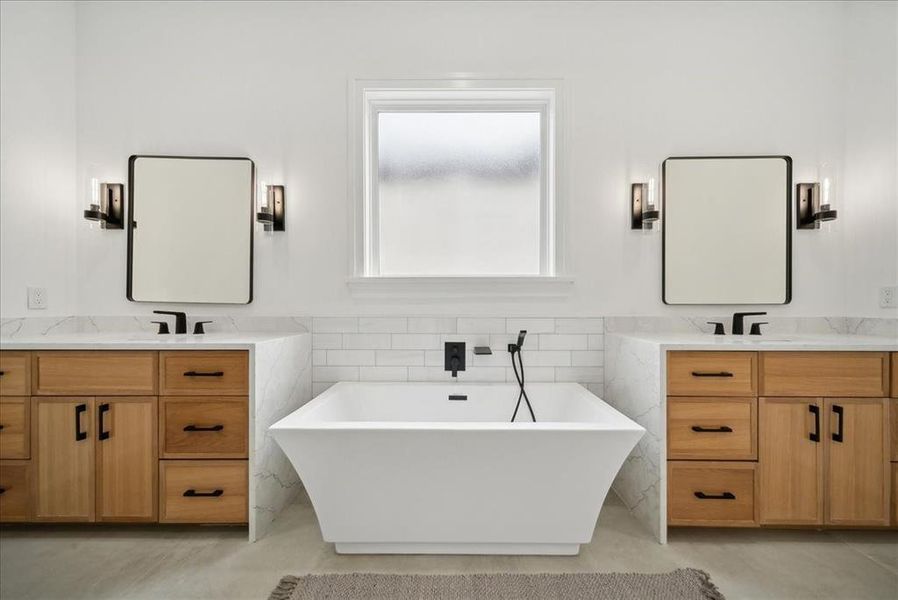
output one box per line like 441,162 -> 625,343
310,317 -> 604,397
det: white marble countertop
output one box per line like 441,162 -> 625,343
607,332 -> 897,352
0,331 -> 308,350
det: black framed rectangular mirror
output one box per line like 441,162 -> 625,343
127,155 -> 255,304
662,156 -> 792,305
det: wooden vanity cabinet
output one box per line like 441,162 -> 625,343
158,351 -> 249,525
890,352 -> 897,526
758,397 -> 824,525
669,350 -> 892,530
824,398 -> 890,526
95,397 -> 158,522
33,397 -> 96,521
0,349 -> 249,525
0,352 -> 32,521
33,395 -> 157,522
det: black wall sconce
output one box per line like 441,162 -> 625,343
630,182 -> 659,230
796,182 -> 838,229
83,182 -> 124,229
256,184 -> 285,232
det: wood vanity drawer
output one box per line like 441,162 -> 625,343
160,397 -> 248,458
33,351 -> 157,396
667,352 -> 757,397
668,461 -> 757,526
0,397 -> 30,459
159,352 -> 248,396
759,352 -> 889,397
668,398 -> 756,460
0,460 -> 31,522
0,352 -> 31,396
159,460 -> 247,523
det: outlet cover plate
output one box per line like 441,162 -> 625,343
880,286 -> 897,308
27,286 -> 47,310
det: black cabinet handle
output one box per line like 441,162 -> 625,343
183,371 -> 224,377
0,424 -> 4,431
183,489 -> 224,497
0,370 -> 5,377
98,403 -> 110,440
691,425 -> 733,433
691,371 -> 734,378
183,424 -> 224,432
809,404 -> 820,442
0,487 -> 5,495
75,404 -> 88,441
694,491 -> 736,500
832,404 -> 844,443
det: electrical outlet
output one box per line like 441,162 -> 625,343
880,286 -> 897,308
27,286 -> 47,310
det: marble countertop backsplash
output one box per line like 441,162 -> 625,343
0,315 -> 312,339
604,316 -> 896,339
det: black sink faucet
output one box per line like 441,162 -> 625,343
153,310 -> 188,334
731,312 -> 767,335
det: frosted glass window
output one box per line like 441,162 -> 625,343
376,112 -> 542,276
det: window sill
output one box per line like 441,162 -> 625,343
346,276 -> 574,301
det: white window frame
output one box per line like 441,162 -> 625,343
349,78 -> 569,296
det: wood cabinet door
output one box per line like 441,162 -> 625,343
758,398 -> 823,525
96,397 -> 157,522
33,397 -> 95,521
825,398 -> 890,526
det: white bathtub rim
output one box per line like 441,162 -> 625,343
269,381 -> 646,433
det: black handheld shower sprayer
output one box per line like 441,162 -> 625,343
508,330 -> 536,423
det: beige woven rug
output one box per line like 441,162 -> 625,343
268,569 -> 725,600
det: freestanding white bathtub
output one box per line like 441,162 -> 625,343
270,382 -> 644,555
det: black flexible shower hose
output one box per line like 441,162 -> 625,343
510,349 -> 536,422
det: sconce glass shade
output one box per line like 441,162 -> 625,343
816,176 -> 837,222
631,179 -> 659,230
796,171 -> 838,230
82,176 -> 124,229
255,182 -> 285,232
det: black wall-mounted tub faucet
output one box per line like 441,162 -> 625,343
444,342 -> 466,378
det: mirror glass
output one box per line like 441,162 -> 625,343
663,156 -> 791,304
128,156 -> 254,304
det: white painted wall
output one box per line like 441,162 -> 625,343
0,1 -> 78,317
842,1 -> 898,317
1,1 -> 895,318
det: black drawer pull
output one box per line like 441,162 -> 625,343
98,403 -> 110,440
694,491 -> 736,500
809,404 -> 820,442
0,487 -> 5,495
0,424 -> 4,431
832,404 -> 844,443
183,424 -> 224,432
183,371 -> 224,377
75,403 -> 88,441
691,371 -> 734,378
183,489 -> 224,498
691,425 -> 733,433
0,370 -> 5,377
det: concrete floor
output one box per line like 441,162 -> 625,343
0,495 -> 896,600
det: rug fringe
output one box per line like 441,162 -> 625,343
689,568 -> 726,600
269,575 -> 301,600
